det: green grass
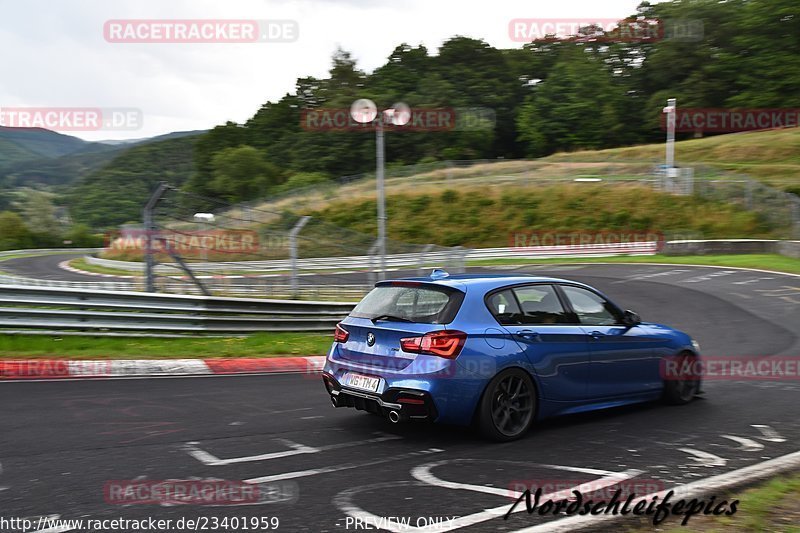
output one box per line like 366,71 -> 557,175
308,184 -> 787,249
69,257 -> 139,277
71,257 -> 296,278
0,253 -> 34,262
0,251 -> 74,262
0,332 -> 332,359
468,254 -> 800,275
545,128 -> 800,190
627,471 -> 800,532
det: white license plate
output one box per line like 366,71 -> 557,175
345,373 -> 380,392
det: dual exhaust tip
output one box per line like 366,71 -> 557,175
330,394 -> 407,423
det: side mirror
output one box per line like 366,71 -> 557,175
623,310 -> 641,326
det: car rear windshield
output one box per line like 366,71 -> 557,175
350,283 -> 464,324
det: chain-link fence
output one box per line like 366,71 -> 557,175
690,165 -> 800,239
95,158 -> 800,298
112,186 -> 467,298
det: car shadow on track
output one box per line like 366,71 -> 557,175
339,397 -> 709,445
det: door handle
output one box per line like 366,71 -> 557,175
516,330 -> 540,341
590,331 -> 605,340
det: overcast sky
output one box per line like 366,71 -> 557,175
1,0 -> 653,141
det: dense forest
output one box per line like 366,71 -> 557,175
1,0 -> 798,243
182,0 -> 799,204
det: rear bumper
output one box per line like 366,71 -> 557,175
322,343 -> 490,425
322,372 -> 438,420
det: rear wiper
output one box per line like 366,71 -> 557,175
370,314 -> 412,323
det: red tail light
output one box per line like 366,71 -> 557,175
334,323 -> 349,343
400,330 -> 467,359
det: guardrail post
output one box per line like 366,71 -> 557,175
417,244 -> 435,276
367,239 -> 380,287
289,216 -> 311,299
451,246 -> 468,274
143,182 -> 170,293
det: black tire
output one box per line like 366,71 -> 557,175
477,368 -> 537,442
663,351 -> 700,405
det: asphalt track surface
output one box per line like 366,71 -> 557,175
1,263 -> 799,532
0,252 -> 95,282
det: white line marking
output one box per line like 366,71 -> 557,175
679,448 -> 727,467
522,261 -> 800,279
186,433 -> 401,466
721,435 -> 764,451
244,447 -> 443,484
752,424 -> 787,442
610,269 -> 691,284
316,433 -> 403,451
510,447 -> 800,532
681,270 -> 738,283
186,440 -> 319,466
34,526 -> 75,533
335,460 -> 642,533
732,277 -> 774,285
755,286 -> 800,296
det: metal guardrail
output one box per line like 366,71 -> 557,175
4,239 -> 797,301
0,274 -> 370,299
86,243 -> 657,273
0,285 -> 354,334
0,248 -> 101,259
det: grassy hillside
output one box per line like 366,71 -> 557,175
0,126 -> 88,158
544,128 -> 800,192
0,130 -> 206,189
0,138 -> 40,167
1,147 -> 122,188
244,129 -> 800,221
307,183 -> 784,248
67,134 -> 200,227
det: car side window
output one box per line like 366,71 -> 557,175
511,285 -> 572,325
487,289 -> 523,325
560,286 -> 620,326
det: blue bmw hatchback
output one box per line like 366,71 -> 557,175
322,270 -> 701,441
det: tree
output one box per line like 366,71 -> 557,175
65,223 -> 103,247
322,48 -> 367,105
188,122 -> 247,196
14,189 -> 60,235
209,145 -> 284,202
517,50 -> 626,156
0,211 -> 34,250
